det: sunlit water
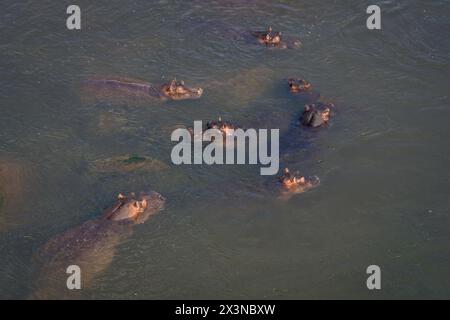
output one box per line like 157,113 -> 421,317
0,0 -> 449,299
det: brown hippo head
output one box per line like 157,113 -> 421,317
161,79 -> 203,100
206,117 -> 237,137
279,168 -> 320,195
300,103 -> 333,128
288,78 -> 312,93
252,27 -> 283,47
106,191 -> 165,224
251,27 -> 300,49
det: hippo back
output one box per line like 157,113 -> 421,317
31,218 -> 132,299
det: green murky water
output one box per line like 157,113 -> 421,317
0,0 -> 449,299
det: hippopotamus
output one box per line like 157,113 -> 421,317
300,103 -> 333,128
185,118 -> 240,141
287,78 -> 321,103
278,100 -> 334,160
277,168 -> 320,200
81,78 -> 203,101
251,27 -> 301,49
31,191 -> 165,299
189,19 -> 300,50
288,78 -> 312,94
206,118 -> 238,137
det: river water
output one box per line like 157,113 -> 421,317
0,0 -> 449,299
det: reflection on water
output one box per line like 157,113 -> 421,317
0,0 -> 449,299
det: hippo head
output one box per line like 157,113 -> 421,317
255,27 -> 283,47
206,117 -> 236,137
300,103 -> 333,127
107,191 -> 165,224
279,168 -> 320,194
161,79 -> 203,100
288,78 -> 312,93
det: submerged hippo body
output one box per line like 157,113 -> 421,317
276,97 -> 333,200
0,158 -> 31,230
31,191 -> 165,299
90,155 -> 169,173
81,78 -> 203,101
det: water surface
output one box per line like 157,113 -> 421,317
0,0 -> 449,299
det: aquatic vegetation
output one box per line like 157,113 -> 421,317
121,154 -> 147,164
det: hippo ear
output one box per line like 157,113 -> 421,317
168,80 -> 177,92
305,105 -> 311,111
180,80 -> 185,86
133,201 -> 139,208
